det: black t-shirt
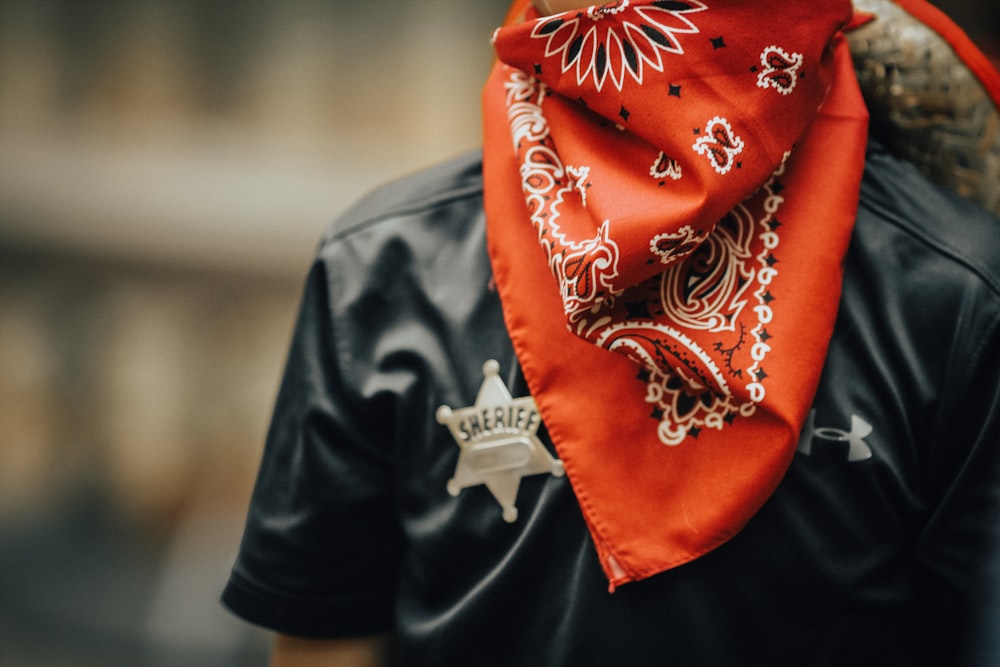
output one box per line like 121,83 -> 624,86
222,143 -> 1000,666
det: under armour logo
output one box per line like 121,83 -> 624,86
796,410 -> 873,462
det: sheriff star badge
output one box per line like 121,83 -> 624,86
436,360 -> 564,522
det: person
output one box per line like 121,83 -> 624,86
222,0 -> 1000,664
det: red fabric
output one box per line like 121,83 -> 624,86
483,0 -> 869,588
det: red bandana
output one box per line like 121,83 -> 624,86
483,0 -> 868,588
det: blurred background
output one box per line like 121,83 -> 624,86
0,1 -> 508,664
0,1 -> 996,665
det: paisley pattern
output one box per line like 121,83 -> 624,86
757,45 -> 804,95
693,116 -> 745,174
505,71 -> 622,314
594,164 -> 788,442
491,0 -> 871,442
503,63 -> 790,443
484,0 -> 869,585
649,151 -> 683,182
649,225 -> 707,265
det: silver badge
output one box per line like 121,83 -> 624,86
436,360 -> 565,522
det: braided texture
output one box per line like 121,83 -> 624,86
848,0 -> 1000,216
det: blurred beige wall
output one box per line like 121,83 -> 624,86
0,0 -> 508,522
0,0 -> 508,275
0,2 -> 507,663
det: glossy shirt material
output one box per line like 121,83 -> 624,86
222,141 -> 1000,666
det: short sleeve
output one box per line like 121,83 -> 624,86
221,254 -> 403,639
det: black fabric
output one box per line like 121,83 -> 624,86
222,142 -> 1000,665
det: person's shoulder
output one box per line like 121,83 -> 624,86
321,150 -> 484,246
858,140 -> 1000,296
